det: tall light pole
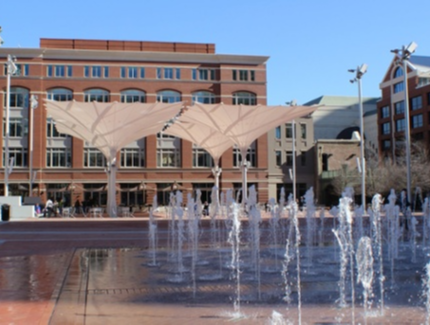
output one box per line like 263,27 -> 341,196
349,64 -> 368,208
286,100 -> 297,203
4,55 -> 18,196
291,120 -> 296,203
29,95 -> 38,196
1,29 -> 19,196
391,41 -> 418,204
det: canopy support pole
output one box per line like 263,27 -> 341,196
212,165 -> 222,204
240,150 -> 249,205
107,153 -> 117,218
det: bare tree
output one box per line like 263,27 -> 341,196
331,141 -> 430,200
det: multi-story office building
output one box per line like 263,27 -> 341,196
0,38 -> 269,207
378,55 -> 430,159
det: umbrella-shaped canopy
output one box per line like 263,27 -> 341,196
44,100 -> 184,217
163,121 -> 234,167
181,103 -> 318,156
44,100 -> 184,159
178,102 -> 319,202
163,121 -> 235,203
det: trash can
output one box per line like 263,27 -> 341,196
1,204 -> 10,221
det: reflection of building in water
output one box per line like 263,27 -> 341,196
87,249 -> 110,271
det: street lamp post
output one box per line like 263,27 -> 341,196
286,100 -> 297,203
349,64 -> 368,209
391,42 -> 418,204
29,95 -> 38,196
4,55 -> 18,196
288,120 -> 297,203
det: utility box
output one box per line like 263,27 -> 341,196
1,204 -> 10,221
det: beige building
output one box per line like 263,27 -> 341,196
267,115 -> 315,202
266,96 -> 379,205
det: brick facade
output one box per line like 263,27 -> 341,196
0,38 -> 269,206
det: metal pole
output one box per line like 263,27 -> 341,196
29,95 -> 37,197
403,58 -> 412,204
241,158 -> 248,204
358,78 -> 366,208
4,55 -> 11,196
292,120 -> 296,203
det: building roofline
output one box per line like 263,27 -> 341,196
303,95 -> 379,106
0,47 -> 269,65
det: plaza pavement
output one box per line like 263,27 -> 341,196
0,213 -> 427,324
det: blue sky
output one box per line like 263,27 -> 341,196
1,0 -> 430,105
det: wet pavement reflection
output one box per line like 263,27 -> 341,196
0,219 -> 429,324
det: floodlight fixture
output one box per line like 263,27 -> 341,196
349,64 -> 367,81
405,41 -> 418,57
391,41 -> 418,61
358,63 -> 368,76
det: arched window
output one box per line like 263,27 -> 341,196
6,87 -> 29,108
232,91 -> 256,105
156,90 -> 181,103
84,89 -> 110,102
394,67 -> 403,78
121,89 -> 146,103
47,88 -> 73,101
192,91 -> 215,104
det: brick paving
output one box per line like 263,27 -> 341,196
0,216 -> 428,324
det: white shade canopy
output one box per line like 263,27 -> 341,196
177,102 -> 319,203
44,100 -> 184,159
163,120 -> 235,166
181,103 -> 318,156
44,100 -> 184,217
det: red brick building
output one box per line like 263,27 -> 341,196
0,38 -> 269,208
378,55 -> 430,158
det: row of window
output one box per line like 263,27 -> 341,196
381,113 -> 424,135
275,150 -> 307,167
2,146 -> 256,169
3,87 -> 260,171
382,131 -> 426,150
5,87 -> 257,106
380,95 -> 425,119
4,64 -> 258,82
275,123 -> 307,140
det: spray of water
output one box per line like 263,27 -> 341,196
355,205 -> 364,242
318,207 -> 325,246
385,189 -> 399,288
269,310 -> 291,325
333,188 -> 356,324
370,193 -> 385,315
227,192 -> 242,314
423,262 -> 430,325
247,186 -> 262,300
304,187 -> 316,269
186,193 -> 198,298
423,197 -> 430,247
280,197 -> 300,325
356,236 -> 374,318
148,195 -> 158,267
268,197 -> 280,269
